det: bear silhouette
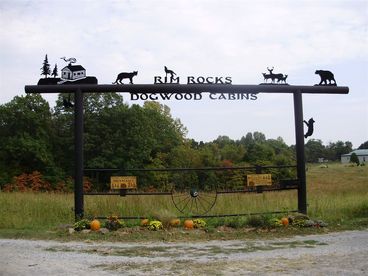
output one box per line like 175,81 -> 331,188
304,118 -> 315,138
315,70 -> 336,86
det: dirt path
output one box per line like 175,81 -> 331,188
1,229 -> 367,275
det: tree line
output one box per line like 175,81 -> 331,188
0,93 -> 365,192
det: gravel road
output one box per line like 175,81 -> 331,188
1,229 -> 367,275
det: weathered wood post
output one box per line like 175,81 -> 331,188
74,88 -> 84,220
293,90 -> 307,214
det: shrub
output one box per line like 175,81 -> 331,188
104,215 -> 124,231
246,215 -> 272,228
73,219 -> 91,231
148,220 -> 163,231
193,219 -> 206,229
224,217 -> 248,228
350,153 -> 360,166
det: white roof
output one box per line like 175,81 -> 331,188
341,149 -> 368,157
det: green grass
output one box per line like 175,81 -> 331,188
0,192 -> 74,229
0,163 -> 367,239
306,163 -> 368,222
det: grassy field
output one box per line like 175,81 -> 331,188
0,163 -> 367,239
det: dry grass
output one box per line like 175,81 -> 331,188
0,163 -> 367,230
306,163 -> 368,221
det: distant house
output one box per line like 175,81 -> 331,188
341,149 -> 368,164
61,65 -> 86,80
318,158 -> 327,163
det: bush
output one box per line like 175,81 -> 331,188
148,220 -> 163,231
246,215 -> 272,228
104,216 -> 124,231
223,217 -> 248,228
350,153 -> 360,166
193,219 -> 207,229
73,219 -> 91,231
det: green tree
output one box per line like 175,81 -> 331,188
142,101 -> 186,155
253,131 -> 266,143
168,143 -> 202,190
326,141 -> 353,161
51,93 -> 75,175
358,141 -> 368,149
241,132 -> 254,145
245,142 -> 275,165
52,95 -> 188,190
350,152 -> 360,166
198,143 -> 221,167
213,135 -> 245,163
0,94 -> 58,187
305,139 -> 326,162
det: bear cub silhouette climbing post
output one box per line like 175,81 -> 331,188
304,118 -> 315,138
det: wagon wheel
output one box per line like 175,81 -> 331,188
171,186 -> 217,215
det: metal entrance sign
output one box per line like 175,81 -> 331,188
25,59 -> 349,220
247,174 -> 272,186
110,176 -> 137,190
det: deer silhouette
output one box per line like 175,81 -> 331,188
277,74 -> 288,83
267,67 -> 274,74
266,67 -> 276,83
262,73 -> 273,83
266,67 -> 287,84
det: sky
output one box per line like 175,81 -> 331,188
0,0 -> 367,148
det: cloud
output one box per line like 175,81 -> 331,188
0,0 -> 367,146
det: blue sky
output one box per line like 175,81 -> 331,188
0,0 -> 367,148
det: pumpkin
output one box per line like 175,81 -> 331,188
281,217 -> 289,226
90,219 -> 101,231
169,218 -> 180,227
184,219 -> 194,229
140,218 -> 149,227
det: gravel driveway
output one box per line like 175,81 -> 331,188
1,229 -> 367,275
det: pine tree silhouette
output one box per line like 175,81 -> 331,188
51,64 -> 58,78
40,54 -> 51,78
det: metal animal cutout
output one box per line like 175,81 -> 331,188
304,118 -> 315,138
261,67 -> 288,84
63,94 -> 74,109
113,71 -> 138,84
315,70 -> 336,86
164,66 -> 176,81
60,57 -> 77,65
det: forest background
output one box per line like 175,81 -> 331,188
0,93 -> 366,192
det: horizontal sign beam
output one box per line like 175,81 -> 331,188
25,84 -> 349,94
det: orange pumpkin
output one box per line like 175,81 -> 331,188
281,217 -> 289,226
184,219 -> 194,229
140,218 -> 149,227
90,219 -> 101,231
170,218 -> 181,227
